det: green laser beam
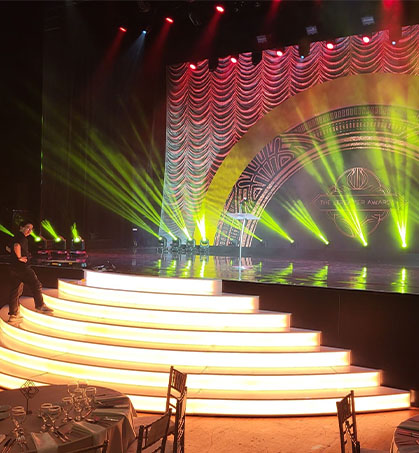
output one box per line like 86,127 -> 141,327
0,224 -> 13,236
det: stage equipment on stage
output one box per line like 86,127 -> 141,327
199,239 -> 210,254
51,236 -> 66,250
228,212 -> 260,270
33,235 -> 47,251
158,236 -> 168,253
44,236 -> 67,261
170,238 -> 181,253
71,236 -> 85,252
185,239 -> 196,253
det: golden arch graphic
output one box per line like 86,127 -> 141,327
200,73 -> 419,244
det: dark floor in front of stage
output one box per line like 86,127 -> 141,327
83,249 -> 419,295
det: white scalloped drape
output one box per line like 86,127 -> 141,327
161,25 -> 419,238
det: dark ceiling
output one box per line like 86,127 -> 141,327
62,0 -> 419,64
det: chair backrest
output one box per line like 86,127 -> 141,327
137,409 -> 172,453
173,388 -> 188,453
336,390 -> 360,453
70,439 -> 109,453
166,366 -> 187,412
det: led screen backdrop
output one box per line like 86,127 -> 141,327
161,25 -> 419,254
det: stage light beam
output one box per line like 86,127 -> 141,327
259,211 -> 294,243
41,220 -> 60,241
282,200 -> 329,245
0,225 -> 13,237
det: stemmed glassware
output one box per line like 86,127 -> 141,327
85,387 -> 97,411
11,406 -> 26,433
61,396 -> 73,423
11,405 -> 27,447
72,395 -> 84,422
40,403 -> 53,432
77,379 -> 88,394
67,381 -> 78,398
48,405 -> 61,432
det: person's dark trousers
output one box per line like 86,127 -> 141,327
9,264 -> 44,315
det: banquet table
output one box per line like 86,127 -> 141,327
0,384 -> 137,452
391,415 -> 419,453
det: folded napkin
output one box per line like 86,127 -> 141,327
95,393 -> 128,400
93,407 -> 135,433
93,408 -> 128,418
95,395 -> 128,404
96,402 -> 129,409
72,420 -> 107,445
31,432 -> 58,453
399,421 -> 419,433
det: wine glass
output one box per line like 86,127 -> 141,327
11,406 -> 27,449
11,406 -> 26,437
77,379 -> 88,395
48,405 -> 61,432
61,396 -> 73,422
40,403 -> 53,432
85,387 -> 97,410
67,381 -> 78,398
73,395 -> 84,422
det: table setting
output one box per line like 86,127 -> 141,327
391,415 -> 419,453
0,383 -> 137,453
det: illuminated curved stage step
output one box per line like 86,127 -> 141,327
0,358 -> 409,416
41,292 -> 290,332
0,319 -> 349,369
20,306 -> 320,352
0,316 -> 410,415
0,337 -> 379,392
58,280 -> 257,313
83,270 -> 223,295
0,270 -> 410,415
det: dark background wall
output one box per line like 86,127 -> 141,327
0,3 -> 43,230
223,279 -> 419,397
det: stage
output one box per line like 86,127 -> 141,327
72,249 -> 419,395
85,248 -> 419,295
1,248 -> 419,415
1,247 -> 417,405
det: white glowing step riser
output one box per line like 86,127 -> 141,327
21,308 -> 320,349
43,295 -> 290,332
0,373 -> 43,389
165,393 -> 411,416
1,325 -> 349,369
0,345 -> 378,390
58,280 -> 258,313
0,372 -> 409,416
189,372 -> 381,391
84,270 -> 222,295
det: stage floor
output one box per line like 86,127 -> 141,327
84,248 -> 419,295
